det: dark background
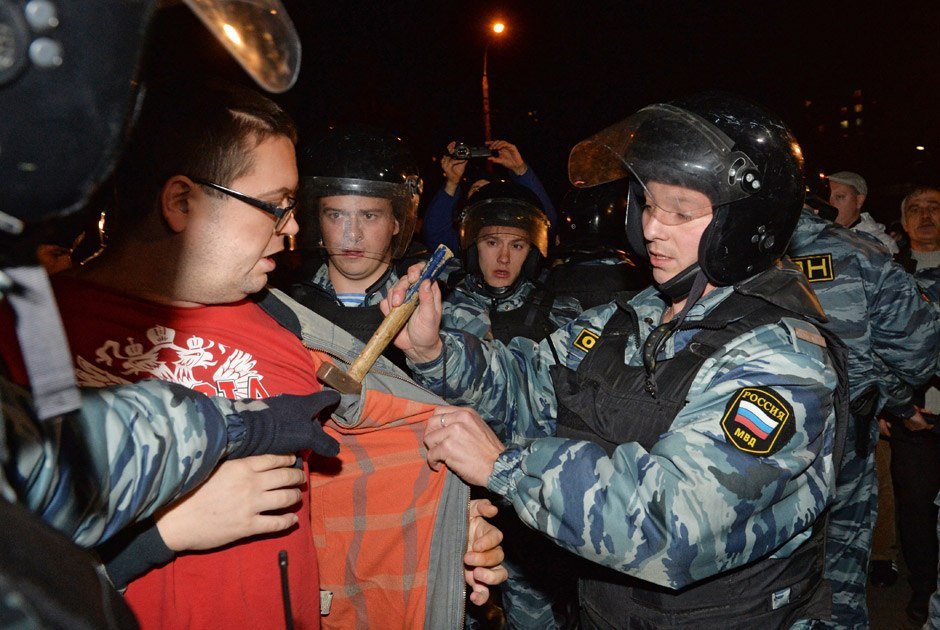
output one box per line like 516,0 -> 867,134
152,0 -> 940,226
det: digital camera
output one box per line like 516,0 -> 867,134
451,142 -> 497,160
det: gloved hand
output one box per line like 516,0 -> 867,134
227,391 -> 341,459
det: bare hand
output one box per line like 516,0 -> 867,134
441,141 -> 468,194
381,263 -> 444,363
903,407 -> 932,432
487,140 -> 527,176
156,454 -> 306,551
424,406 -> 505,487
464,498 -> 508,605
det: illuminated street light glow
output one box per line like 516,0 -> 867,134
916,145 -> 926,151
482,19 -> 507,142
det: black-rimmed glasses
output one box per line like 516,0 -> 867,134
190,177 -> 297,233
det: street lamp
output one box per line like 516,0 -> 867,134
482,20 -> 506,142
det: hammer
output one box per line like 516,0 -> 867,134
317,244 -> 454,394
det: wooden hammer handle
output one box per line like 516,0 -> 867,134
345,244 -> 453,383
346,299 -> 419,382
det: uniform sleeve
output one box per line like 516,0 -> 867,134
412,305 -> 615,442
865,255 -> 940,388
486,320 -> 837,590
511,166 -> 557,230
548,295 -> 583,328
420,184 -> 462,253
440,293 -> 493,342
3,377 -> 233,547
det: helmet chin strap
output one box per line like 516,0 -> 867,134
656,263 -> 701,301
474,274 -> 517,301
642,269 -> 709,398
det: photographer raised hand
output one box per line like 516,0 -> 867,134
420,139 -> 557,253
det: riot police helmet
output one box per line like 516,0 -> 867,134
299,129 -> 423,259
568,92 -> 805,290
556,178 -> 631,256
458,179 -> 549,284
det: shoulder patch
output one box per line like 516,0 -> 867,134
720,386 -> 795,456
573,328 -> 599,353
790,253 -> 834,283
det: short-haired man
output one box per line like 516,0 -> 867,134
889,185 -> 940,624
788,204 -> 940,627
51,80 -> 504,630
827,171 -> 898,253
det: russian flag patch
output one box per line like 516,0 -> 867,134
720,386 -> 795,456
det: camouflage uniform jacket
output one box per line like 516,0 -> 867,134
441,276 -> 581,341
410,264 -> 838,589
2,376 -> 248,547
789,210 -> 940,414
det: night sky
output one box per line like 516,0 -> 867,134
153,0 -> 940,224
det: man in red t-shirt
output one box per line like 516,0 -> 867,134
53,80 -> 506,629
54,80 -> 325,629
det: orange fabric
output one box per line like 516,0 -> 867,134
308,352 -> 457,629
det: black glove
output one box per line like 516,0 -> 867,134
228,391 -> 341,459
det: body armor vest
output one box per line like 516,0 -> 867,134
287,282 -> 408,372
550,290 -> 842,628
489,285 -> 557,344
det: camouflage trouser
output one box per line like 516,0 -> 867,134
814,425 -> 878,629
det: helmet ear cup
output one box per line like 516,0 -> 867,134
521,249 -> 542,281
464,242 -> 481,278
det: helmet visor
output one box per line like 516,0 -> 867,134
304,176 -> 420,258
459,202 -> 550,258
183,0 -> 301,93
568,103 -> 761,209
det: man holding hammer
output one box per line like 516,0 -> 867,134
48,79 -> 506,629
389,93 -> 848,628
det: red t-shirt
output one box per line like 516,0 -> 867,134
52,275 -> 323,630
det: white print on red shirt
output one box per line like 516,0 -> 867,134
74,324 -> 270,399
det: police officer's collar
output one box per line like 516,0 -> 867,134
363,263 -> 395,298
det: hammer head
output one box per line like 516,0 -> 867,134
317,362 -> 363,395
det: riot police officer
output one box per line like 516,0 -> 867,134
442,180 -> 581,346
286,128 -> 439,370
548,179 -> 653,310
390,92 -> 849,628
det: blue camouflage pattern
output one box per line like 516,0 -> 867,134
915,265 -> 940,305
411,273 -> 838,595
788,209 -> 940,628
442,277 -> 581,351
1,375 -> 263,546
441,275 -> 581,629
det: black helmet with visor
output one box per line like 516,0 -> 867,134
568,93 -> 804,293
299,129 -> 423,259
